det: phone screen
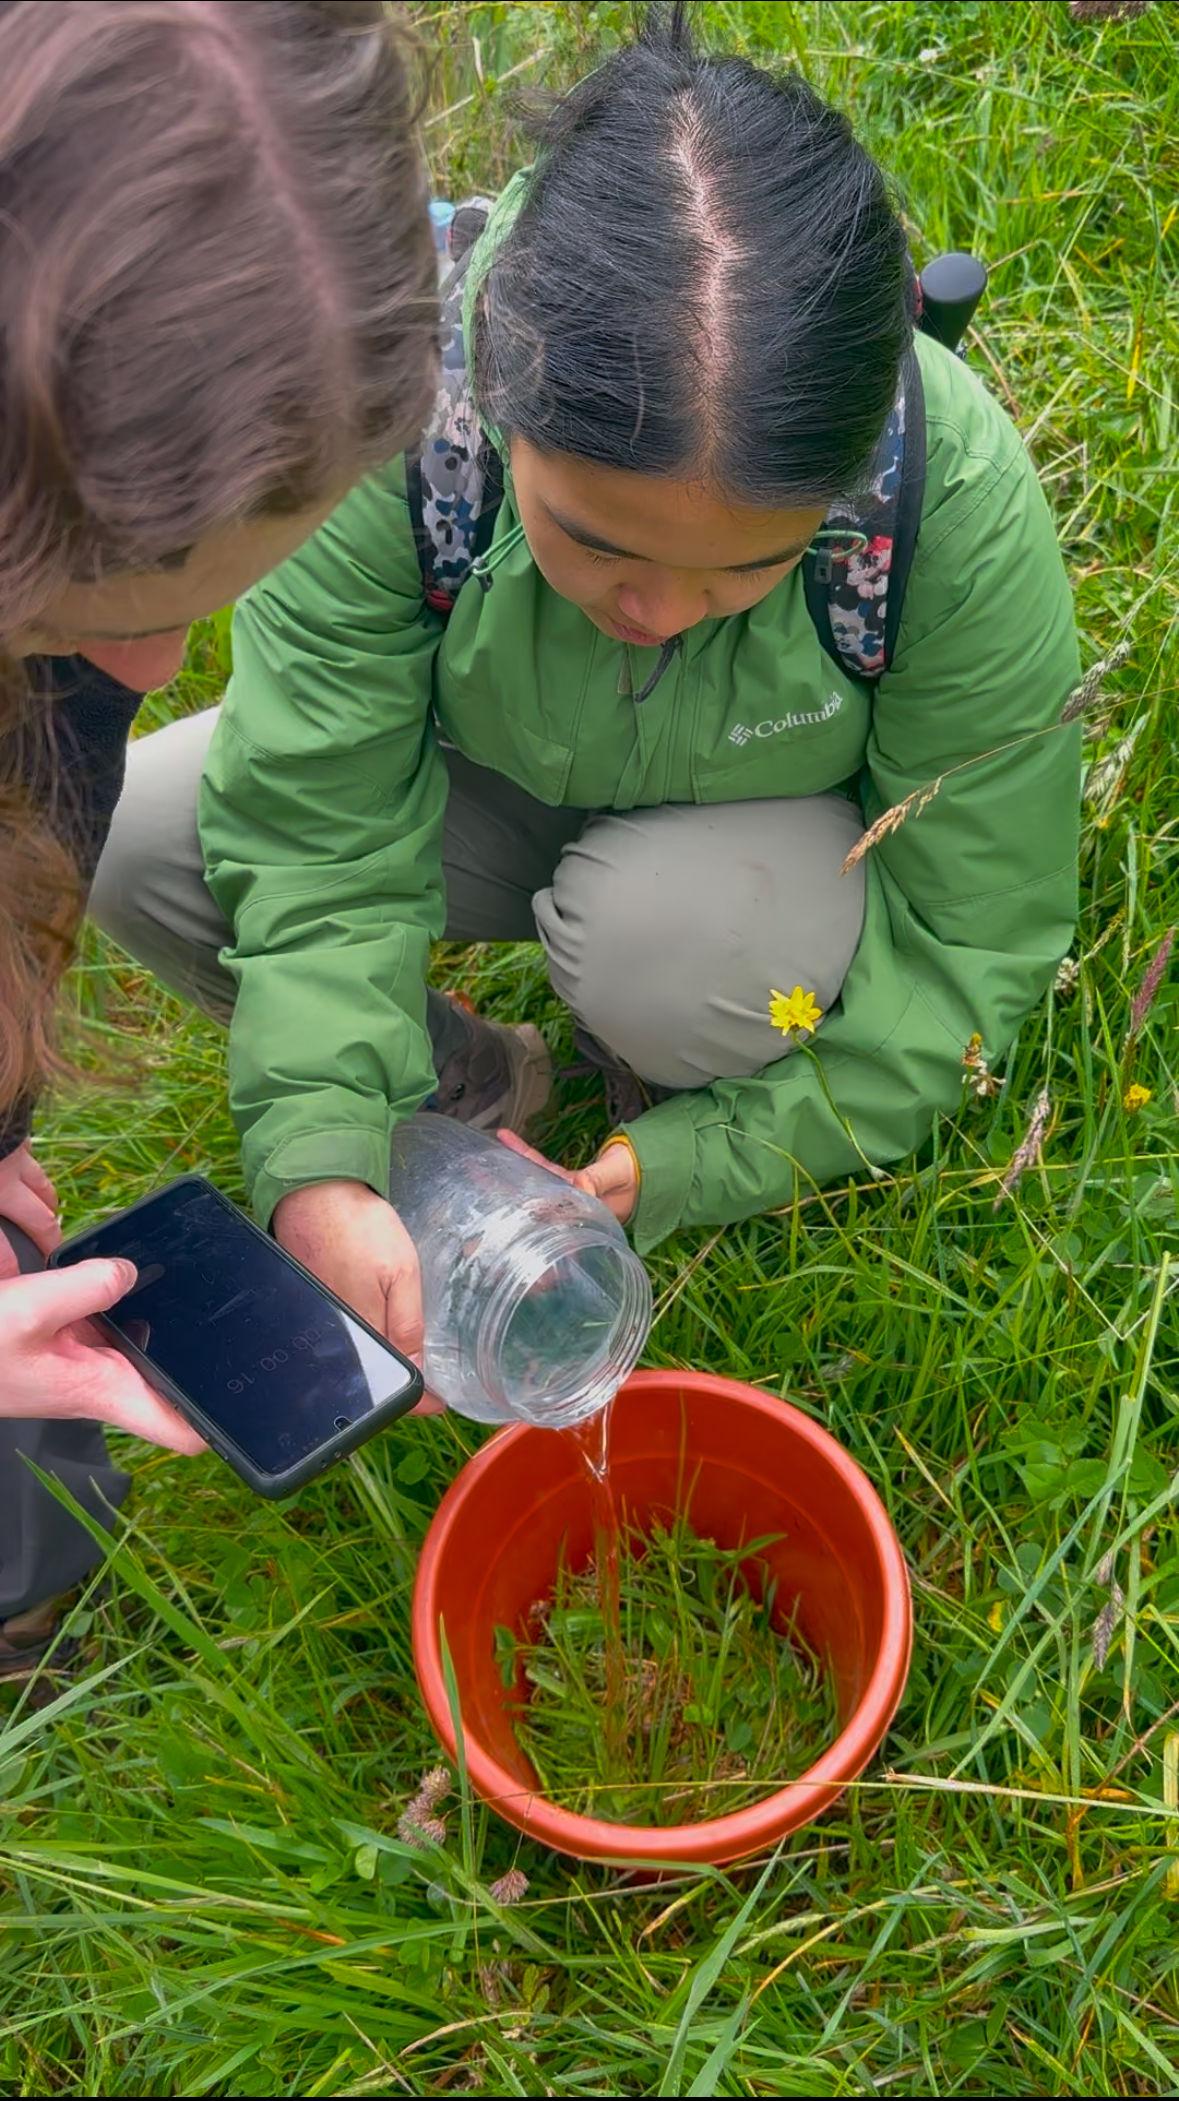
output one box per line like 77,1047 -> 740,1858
56,1181 -> 418,1474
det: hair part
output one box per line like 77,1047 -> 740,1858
0,0 -> 439,1118
475,0 -> 912,509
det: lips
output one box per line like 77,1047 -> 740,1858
610,616 -> 670,647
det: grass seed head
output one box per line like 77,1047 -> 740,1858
1070,1 -> 1151,16
397,1804 -> 448,1850
1054,955 -> 1081,996
1129,927 -> 1175,1036
489,1867 -> 530,1906
418,1764 -> 453,1808
841,780 -> 942,873
1060,639 -> 1133,724
992,1087 -> 1052,1209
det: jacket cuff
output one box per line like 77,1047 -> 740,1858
250,1123 -> 393,1232
625,1105 -> 698,1253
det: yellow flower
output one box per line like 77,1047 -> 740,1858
1123,1083 -> 1152,1112
769,986 -> 823,1038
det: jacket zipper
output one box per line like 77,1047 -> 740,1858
633,632 -> 684,704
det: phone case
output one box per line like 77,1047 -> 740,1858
50,1175 -> 424,1498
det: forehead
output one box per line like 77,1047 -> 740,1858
514,439 -> 824,566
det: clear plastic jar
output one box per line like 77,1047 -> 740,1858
387,1118 -> 652,1428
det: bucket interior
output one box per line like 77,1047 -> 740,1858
425,1380 -> 893,1800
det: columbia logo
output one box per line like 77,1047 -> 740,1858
728,694 -> 844,746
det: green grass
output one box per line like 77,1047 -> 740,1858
509,1517 -> 841,1827
3,0 -> 1179,2090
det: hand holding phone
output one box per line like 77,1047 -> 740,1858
51,1177 -> 423,1496
0,1259 -> 206,1453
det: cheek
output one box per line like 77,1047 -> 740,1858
519,524 -> 603,608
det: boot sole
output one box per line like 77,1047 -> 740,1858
0,1634 -> 80,1682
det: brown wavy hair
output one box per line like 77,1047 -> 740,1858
0,0 -> 439,1117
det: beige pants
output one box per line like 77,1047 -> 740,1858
90,707 -> 866,1089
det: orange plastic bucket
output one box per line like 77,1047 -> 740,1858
412,1369 -> 911,1867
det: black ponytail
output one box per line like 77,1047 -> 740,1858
474,1 -> 911,506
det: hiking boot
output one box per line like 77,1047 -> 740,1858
562,1026 -> 673,1126
0,1593 -> 81,1683
426,995 -> 553,1135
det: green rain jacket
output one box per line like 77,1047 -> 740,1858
200,330 -> 1081,1254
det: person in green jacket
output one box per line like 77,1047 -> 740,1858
93,4 -> 1082,1369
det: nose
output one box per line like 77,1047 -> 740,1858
616,574 -> 708,638
76,631 -> 189,695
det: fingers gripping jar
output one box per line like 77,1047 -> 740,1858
387,1119 -> 652,1428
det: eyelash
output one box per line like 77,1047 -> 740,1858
580,550 -> 794,579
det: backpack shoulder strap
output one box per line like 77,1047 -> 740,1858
405,226 -> 504,617
802,344 -> 927,683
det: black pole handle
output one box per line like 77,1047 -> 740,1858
918,252 -> 988,352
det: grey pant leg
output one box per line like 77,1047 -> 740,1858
534,796 -> 867,1088
428,745 -> 586,1065
88,707 -> 237,1022
0,1224 -> 130,1619
439,745 -> 586,941
90,711 -> 585,1064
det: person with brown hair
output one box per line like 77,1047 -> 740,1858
0,0 -> 438,1678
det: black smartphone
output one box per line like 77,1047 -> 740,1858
50,1175 -> 423,1498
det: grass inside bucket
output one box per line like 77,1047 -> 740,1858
498,1516 -> 840,1826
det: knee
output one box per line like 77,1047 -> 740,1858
87,797 -> 144,945
534,797 -> 866,1088
86,709 -> 234,1021
88,716 -> 198,940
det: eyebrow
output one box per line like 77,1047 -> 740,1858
543,502 -> 811,574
